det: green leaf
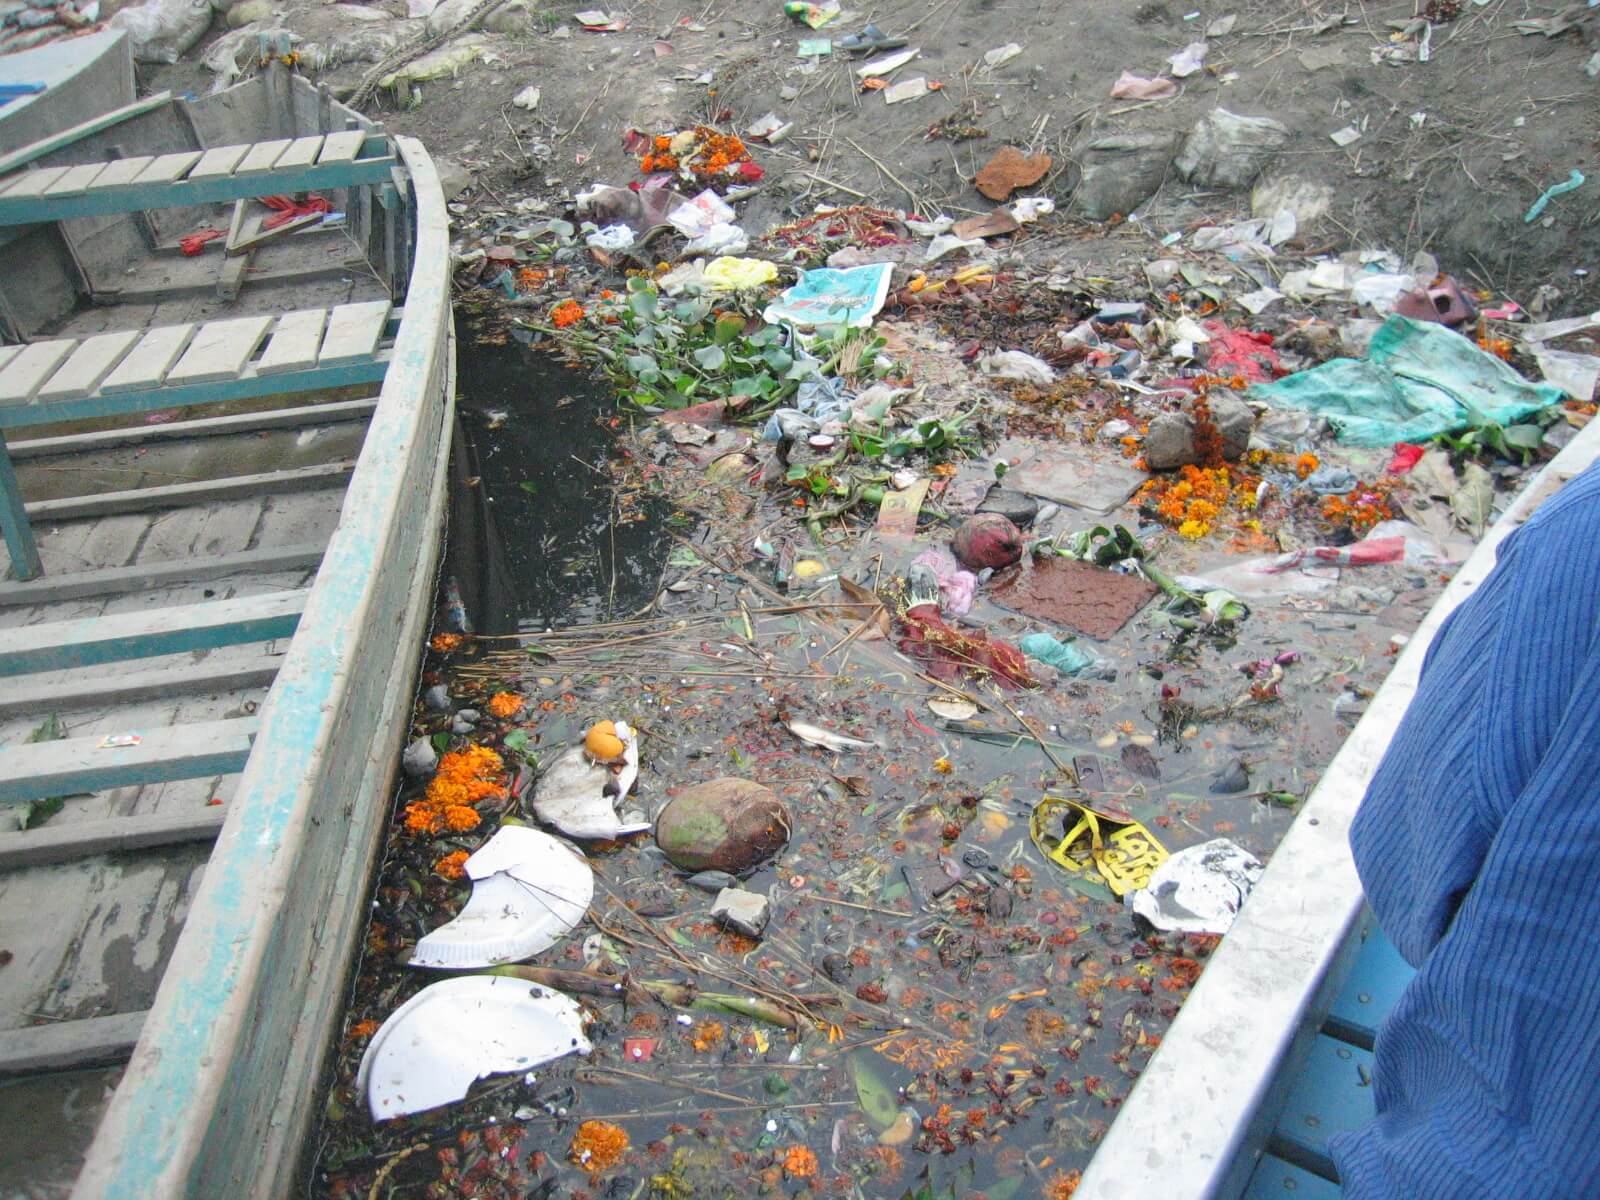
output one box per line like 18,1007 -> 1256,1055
667,545 -> 702,567
713,314 -> 746,345
431,731 -> 451,752
624,353 -> 659,378
1503,424 -> 1544,450
849,1053 -> 900,1131
26,713 -> 65,743
518,481 -> 539,495
762,347 -> 793,372
503,729 -> 532,754
692,344 -> 727,371
628,290 -> 657,319
21,795 -> 64,830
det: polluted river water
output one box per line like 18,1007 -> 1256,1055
308,319 -> 1453,1199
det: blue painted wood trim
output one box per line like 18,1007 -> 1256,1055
0,354 -> 390,430
73,133 -> 454,1200
1323,916 -> 1415,1052
1243,1154 -> 1345,1200
0,149 -> 394,227
0,428 -> 40,580
1265,1034 -> 1375,1181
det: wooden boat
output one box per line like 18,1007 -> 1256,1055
1074,416 -> 1600,1199
0,32 -> 453,1199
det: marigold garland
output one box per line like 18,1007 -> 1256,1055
782,1146 -> 819,1179
401,745 -> 505,837
569,1120 -> 629,1174
551,299 -> 585,328
485,691 -> 524,719
433,850 -> 469,879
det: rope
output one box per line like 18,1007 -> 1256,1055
346,0 -> 511,111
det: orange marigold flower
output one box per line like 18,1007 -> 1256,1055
430,632 -> 465,653
347,1019 -> 380,1041
1295,452 -> 1320,480
485,692 -> 524,719
782,1146 -> 818,1179
442,805 -> 481,833
1049,1169 -> 1083,1199
569,1120 -> 629,1175
551,299 -> 585,328
434,849 -> 469,879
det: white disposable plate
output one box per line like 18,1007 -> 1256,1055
357,976 -> 591,1120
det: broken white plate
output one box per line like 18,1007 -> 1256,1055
531,723 -> 648,839
1128,838 -> 1264,935
358,976 -> 591,1120
410,826 -> 594,969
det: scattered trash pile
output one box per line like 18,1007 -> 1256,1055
312,8 -> 1600,1196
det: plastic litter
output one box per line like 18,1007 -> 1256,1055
410,826 -> 593,968
667,189 -> 737,238
1128,838 -> 1263,935
910,547 -> 977,616
1030,796 -> 1168,898
703,256 -> 776,290
1167,41 -> 1208,77
584,224 -> 635,251
764,263 -> 894,329
1019,633 -> 1097,676
358,977 -> 591,1119
1110,72 -> 1178,100
1524,170 -> 1585,223
977,349 -> 1055,385
1249,315 -> 1565,446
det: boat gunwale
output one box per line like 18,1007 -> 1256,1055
1074,415 -> 1600,1199
68,132 -> 453,1199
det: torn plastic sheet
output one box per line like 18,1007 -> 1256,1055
358,977 -> 591,1120
1128,838 -> 1263,935
531,722 -> 649,838
1030,796 -> 1168,898
764,263 -> 894,329
410,826 -> 594,969
1248,315 -> 1565,446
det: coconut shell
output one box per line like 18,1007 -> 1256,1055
951,512 -> 1024,571
654,778 -> 792,872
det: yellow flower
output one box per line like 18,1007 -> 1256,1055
933,757 -> 953,774
1177,518 -> 1211,541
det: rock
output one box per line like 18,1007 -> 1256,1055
481,0 -> 540,33
401,737 -> 437,778
1207,393 -> 1255,460
451,708 -> 480,734
975,487 -> 1039,527
433,156 -> 471,202
711,887 -> 771,938
1143,412 -> 1197,470
951,513 -> 1025,571
424,684 -> 451,711
685,869 -> 741,892
1175,109 -> 1289,189
1067,131 -> 1177,221
654,778 -> 791,872
1210,758 -> 1250,794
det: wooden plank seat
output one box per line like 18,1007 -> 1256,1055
0,302 -> 396,579
0,130 -> 395,227
0,715 -> 260,805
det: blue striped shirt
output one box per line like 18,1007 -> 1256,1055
1329,460 -> 1600,1197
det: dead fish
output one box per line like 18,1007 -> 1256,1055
786,720 -> 878,753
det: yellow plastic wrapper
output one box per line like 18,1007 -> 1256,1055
1030,796 -> 1167,897
703,256 -> 779,291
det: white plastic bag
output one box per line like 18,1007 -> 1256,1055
111,0 -> 213,63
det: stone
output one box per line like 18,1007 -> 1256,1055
1207,393 -> 1255,460
401,737 -> 437,778
654,778 -> 791,872
1175,109 -> 1289,189
711,887 -> 771,938
451,708 -> 480,734
975,487 -> 1039,527
424,684 -> 451,711
433,156 -> 472,202
1067,131 -> 1177,221
1143,412 -> 1198,470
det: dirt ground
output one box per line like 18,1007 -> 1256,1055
145,0 -> 1600,311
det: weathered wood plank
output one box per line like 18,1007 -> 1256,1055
0,717 -> 259,804
0,592 -> 303,678
42,161 -> 110,196
317,130 -> 366,163
130,151 -> 202,186
163,316 -> 274,386
0,1011 -> 146,1075
99,324 -> 195,394
0,340 -> 76,405
255,309 -> 328,376
35,331 -> 142,403
1,167 -> 70,199
0,347 -> 20,374
274,135 -> 324,170
89,156 -> 156,190
0,542 -> 326,607
24,462 -> 354,522
7,397 -> 377,460
318,300 -> 390,367
0,92 -> 173,178
0,810 -> 224,870
234,139 -> 291,175
187,143 -> 251,181
0,655 -> 281,720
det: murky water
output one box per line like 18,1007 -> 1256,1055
309,326 -> 1442,1199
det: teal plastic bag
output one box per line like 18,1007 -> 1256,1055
1247,315 -> 1563,446
1020,633 -> 1096,675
